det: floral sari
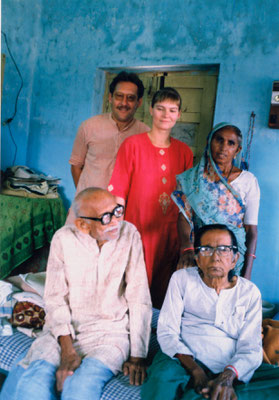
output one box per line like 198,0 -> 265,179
171,122 -> 246,274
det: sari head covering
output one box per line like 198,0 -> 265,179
171,122 -> 246,275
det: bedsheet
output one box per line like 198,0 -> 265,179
0,310 -> 160,399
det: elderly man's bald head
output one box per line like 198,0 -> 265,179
72,188 -> 122,246
72,187 -> 114,217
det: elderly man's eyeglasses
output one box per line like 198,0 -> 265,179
79,205 -> 124,226
196,245 -> 237,257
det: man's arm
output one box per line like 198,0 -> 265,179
158,273 -> 210,393
175,354 -> 209,394
56,335 -> 81,392
44,234 -> 75,340
71,165 -> 83,188
123,229 -> 152,385
200,285 -> 262,398
43,231 -> 79,389
227,285 -> 262,383
157,271 -> 194,358
69,122 -> 88,187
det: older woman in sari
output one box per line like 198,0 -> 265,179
172,123 -> 260,279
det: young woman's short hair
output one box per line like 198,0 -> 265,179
151,87 -> 182,110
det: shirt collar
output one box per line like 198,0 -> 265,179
109,112 -> 136,132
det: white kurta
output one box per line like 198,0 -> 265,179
20,221 -> 152,374
157,267 -> 262,382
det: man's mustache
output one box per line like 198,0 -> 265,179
104,222 -> 122,233
117,106 -> 131,111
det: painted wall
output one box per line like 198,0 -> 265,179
1,0 -> 42,167
1,0 -> 279,305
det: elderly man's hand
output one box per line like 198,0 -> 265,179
175,353 -> 209,393
201,369 -> 237,400
191,366 -> 209,394
123,356 -> 147,386
56,351 -> 82,392
176,250 -> 195,270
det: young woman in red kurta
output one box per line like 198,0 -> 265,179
108,88 -> 193,308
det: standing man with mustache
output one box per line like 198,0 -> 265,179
66,71 -> 149,224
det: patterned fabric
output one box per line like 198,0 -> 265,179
0,333 -> 145,399
158,192 -> 171,215
101,374 -> 141,400
11,302 -> 45,329
0,195 -> 66,279
108,133 -> 193,308
172,122 -> 246,274
0,330 -> 33,373
0,310 -> 160,372
0,308 -> 161,400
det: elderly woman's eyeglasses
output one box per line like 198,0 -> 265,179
79,205 -> 124,226
196,245 -> 237,257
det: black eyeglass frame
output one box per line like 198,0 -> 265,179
195,245 -> 238,256
78,204 -> 124,226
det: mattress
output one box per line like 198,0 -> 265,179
0,309 -> 160,399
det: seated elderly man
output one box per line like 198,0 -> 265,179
142,223 -> 266,400
1,188 -> 152,400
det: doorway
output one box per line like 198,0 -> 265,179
102,67 -> 219,164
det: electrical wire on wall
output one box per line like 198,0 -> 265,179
1,31 -> 24,165
241,111 -> 256,171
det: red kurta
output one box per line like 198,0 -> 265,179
108,133 -> 193,307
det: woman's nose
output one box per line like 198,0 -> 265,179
220,141 -> 228,151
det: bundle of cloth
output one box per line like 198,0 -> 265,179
0,272 -> 46,337
1,166 -> 60,198
262,319 -> 279,366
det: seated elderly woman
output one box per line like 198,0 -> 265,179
141,224 -> 279,400
172,123 -> 260,280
